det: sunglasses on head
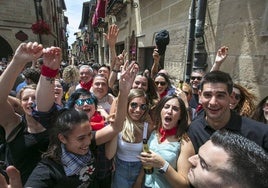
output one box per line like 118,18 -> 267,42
190,76 -> 202,81
75,98 -> 94,106
155,81 -> 166,86
130,102 -> 148,111
234,93 -> 241,100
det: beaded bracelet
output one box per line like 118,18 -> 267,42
45,77 -> 55,84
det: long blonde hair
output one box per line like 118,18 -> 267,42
121,89 -> 149,143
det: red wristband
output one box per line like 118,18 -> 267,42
41,65 -> 59,78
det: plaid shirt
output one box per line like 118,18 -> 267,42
90,142 -> 113,180
61,144 -> 93,176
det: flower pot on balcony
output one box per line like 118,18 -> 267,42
31,20 -> 51,35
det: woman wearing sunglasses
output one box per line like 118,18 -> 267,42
109,88 -> 154,188
71,63 -> 137,188
154,73 -> 176,99
25,59 -> 138,187
132,72 -> 159,109
230,83 -> 257,117
65,88 -> 99,123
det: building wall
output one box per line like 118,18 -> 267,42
205,0 -> 268,100
0,0 -> 68,60
114,0 -> 268,100
0,0 -> 38,51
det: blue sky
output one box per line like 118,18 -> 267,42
65,0 -> 89,45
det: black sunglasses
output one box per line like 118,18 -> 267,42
130,102 -> 148,111
155,81 -> 167,86
234,93 -> 241,100
190,76 -> 202,81
75,98 -> 94,106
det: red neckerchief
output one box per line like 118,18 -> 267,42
195,104 -> 203,113
90,111 -> 105,131
79,80 -> 93,91
159,126 -> 177,142
160,90 -> 168,99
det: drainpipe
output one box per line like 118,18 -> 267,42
34,0 -> 43,44
185,0 -> 196,83
193,0 -> 207,70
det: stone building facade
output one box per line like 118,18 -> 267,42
0,0 -> 69,62
78,0 -> 268,100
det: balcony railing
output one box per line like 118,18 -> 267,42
106,0 -> 126,16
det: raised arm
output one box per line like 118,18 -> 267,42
104,24 -> 119,69
95,61 -> 139,145
0,166 -> 23,188
210,46 -> 228,72
7,95 -> 24,115
108,51 -> 125,89
36,46 -> 62,112
151,48 -> 160,78
0,42 -> 43,131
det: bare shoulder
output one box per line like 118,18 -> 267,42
180,137 -> 195,155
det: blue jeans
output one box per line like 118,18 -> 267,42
112,157 -> 142,188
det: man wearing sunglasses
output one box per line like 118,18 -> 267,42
189,69 -> 205,118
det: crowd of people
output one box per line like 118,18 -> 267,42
0,24 -> 267,188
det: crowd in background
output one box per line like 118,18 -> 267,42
0,24 -> 267,188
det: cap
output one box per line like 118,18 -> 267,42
155,30 -> 170,55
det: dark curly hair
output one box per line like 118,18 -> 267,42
22,68 -> 40,84
65,88 -> 98,109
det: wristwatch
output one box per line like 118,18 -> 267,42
158,160 -> 169,174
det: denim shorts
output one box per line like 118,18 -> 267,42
112,157 -> 142,188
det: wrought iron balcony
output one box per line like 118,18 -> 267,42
106,0 -> 126,16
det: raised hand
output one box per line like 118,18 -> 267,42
119,61 -> 139,93
211,46 -> 229,71
152,48 -> 160,62
42,46 -> 62,70
113,50 -> 126,70
215,46 -> 228,64
13,42 -> 43,64
0,166 -> 23,188
174,88 -> 189,109
103,24 -> 119,46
